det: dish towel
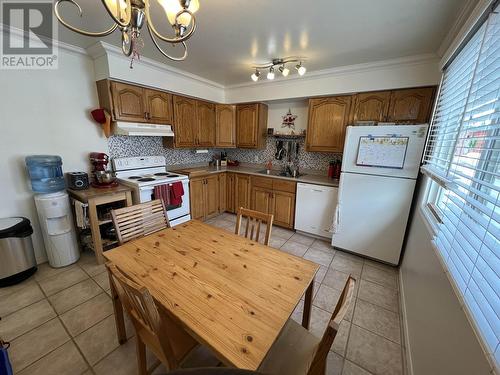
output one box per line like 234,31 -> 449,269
169,181 -> 184,206
329,202 -> 341,233
154,184 -> 171,206
0,341 -> 13,375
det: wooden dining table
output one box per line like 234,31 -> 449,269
104,220 -> 318,371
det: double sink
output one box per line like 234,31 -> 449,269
257,169 -> 306,178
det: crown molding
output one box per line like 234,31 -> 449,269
86,41 -> 225,90
225,53 -> 440,90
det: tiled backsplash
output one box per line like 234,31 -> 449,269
108,135 -> 341,172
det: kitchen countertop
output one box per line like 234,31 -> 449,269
171,164 -> 339,187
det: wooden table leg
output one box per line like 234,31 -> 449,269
302,280 -> 314,329
108,268 -> 127,344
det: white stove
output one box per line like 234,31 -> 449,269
113,156 -> 191,226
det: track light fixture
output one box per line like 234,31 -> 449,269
250,57 -> 306,82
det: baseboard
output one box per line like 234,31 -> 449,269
399,270 -> 414,375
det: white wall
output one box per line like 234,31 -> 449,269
0,49 -> 108,263
225,54 -> 442,103
400,176 -> 492,375
265,100 -> 308,135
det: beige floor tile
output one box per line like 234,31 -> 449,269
18,341 -> 88,375
301,281 -> 320,301
74,314 -> 120,365
9,318 -> 70,372
353,299 -> 400,344
314,266 -> 328,283
271,226 -> 295,240
38,267 -> 88,296
346,325 -> 402,375
0,299 -> 56,340
0,277 -> 36,298
314,284 -> 341,313
60,293 -> 114,337
304,247 -> 335,267
93,271 -> 111,291
330,255 -> 363,277
93,337 -> 141,375
323,269 -> 360,295
361,264 -> 398,290
342,360 -> 373,375
0,281 -> 45,317
327,350 -> 344,375
269,237 -> 287,249
310,306 -> 331,338
364,259 -> 398,274
34,263 -> 78,282
335,251 -> 365,264
281,240 -> 309,257
79,258 -> 107,277
290,233 -> 315,246
358,280 -> 399,313
220,213 -> 237,223
311,239 -> 334,252
49,278 -> 102,314
331,319 -> 351,356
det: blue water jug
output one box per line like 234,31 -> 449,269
25,155 -> 66,193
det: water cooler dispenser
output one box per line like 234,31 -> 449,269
25,155 -> 79,267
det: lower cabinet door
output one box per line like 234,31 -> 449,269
190,177 -> 205,220
205,175 -> 219,219
252,187 -> 273,214
218,173 -> 227,213
226,173 -> 235,213
272,191 -> 296,229
235,174 -> 251,211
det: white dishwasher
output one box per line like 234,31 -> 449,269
295,183 -> 338,239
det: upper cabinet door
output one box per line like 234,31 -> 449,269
216,105 -> 236,148
111,82 -> 146,122
196,101 -> 216,147
306,96 -> 352,153
352,91 -> 391,123
173,95 -> 197,148
236,104 -> 258,148
387,87 -> 435,124
144,89 -> 173,124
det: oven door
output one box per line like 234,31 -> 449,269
138,180 -> 191,223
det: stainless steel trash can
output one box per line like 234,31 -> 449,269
0,217 -> 37,287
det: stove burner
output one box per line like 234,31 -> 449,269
154,173 -> 170,176
137,178 -> 155,182
128,176 -> 142,179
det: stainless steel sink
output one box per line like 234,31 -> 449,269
256,169 -> 306,178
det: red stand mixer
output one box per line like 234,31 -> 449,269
89,152 -> 118,188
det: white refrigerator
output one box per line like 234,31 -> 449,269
331,124 -> 428,265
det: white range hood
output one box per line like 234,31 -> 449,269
114,122 -> 174,137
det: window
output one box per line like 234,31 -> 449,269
422,3 -> 499,368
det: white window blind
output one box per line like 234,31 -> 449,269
422,4 -> 500,368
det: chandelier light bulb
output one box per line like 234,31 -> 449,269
251,70 -> 260,82
296,62 -> 306,76
267,67 -> 275,80
279,65 -> 289,77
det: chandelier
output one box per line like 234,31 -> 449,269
54,0 -> 199,64
251,57 -> 306,82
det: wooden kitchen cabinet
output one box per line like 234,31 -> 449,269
218,173 -> 227,213
387,87 -> 435,123
189,175 -> 219,220
144,89 -> 173,124
173,95 -> 197,147
216,104 -> 236,148
226,173 -> 236,213
272,191 -> 295,228
351,91 -> 391,123
306,96 -> 353,153
235,174 -> 251,210
196,101 -> 216,147
252,186 -> 273,215
110,82 -> 146,122
236,103 -> 268,149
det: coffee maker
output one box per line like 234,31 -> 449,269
89,152 -> 117,188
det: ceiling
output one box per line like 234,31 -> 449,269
54,0 -> 470,86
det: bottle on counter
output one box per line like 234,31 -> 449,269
333,160 -> 342,179
328,161 -> 335,178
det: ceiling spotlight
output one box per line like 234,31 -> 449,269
267,67 -> 275,80
296,62 -> 306,76
279,65 -> 289,77
251,69 -> 260,82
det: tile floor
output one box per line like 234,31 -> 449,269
1,213 -> 403,375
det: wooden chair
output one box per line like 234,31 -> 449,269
258,276 -> 356,375
111,199 -> 170,244
106,263 -> 218,374
235,207 -> 274,245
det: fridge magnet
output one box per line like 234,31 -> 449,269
281,108 -> 298,129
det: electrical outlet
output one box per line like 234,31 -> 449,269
254,155 -> 259,162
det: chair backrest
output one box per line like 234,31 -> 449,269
106,263 -> 179,369
235,207 -> 274,245
111,199 -> 170,244
307,276 -> 356,375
